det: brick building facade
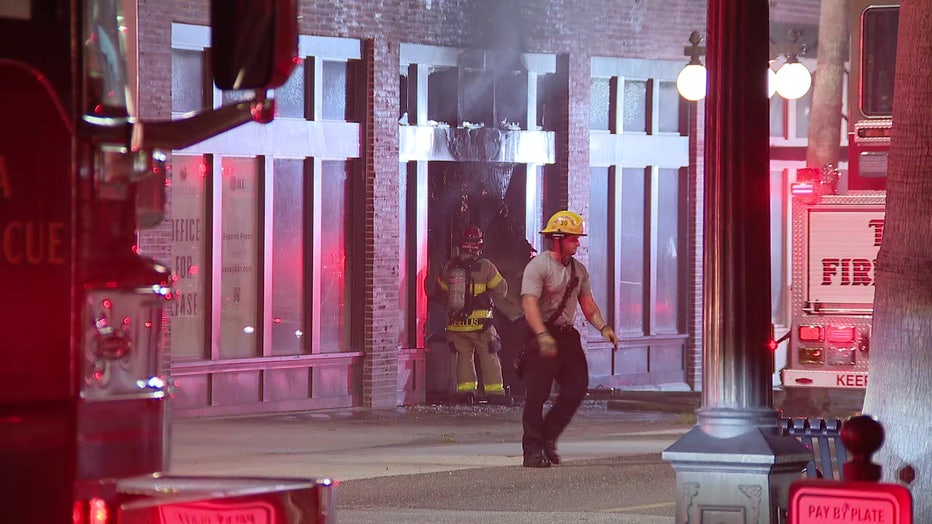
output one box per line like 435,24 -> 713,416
134,0 -> 822,416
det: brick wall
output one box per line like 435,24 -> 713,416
136,0 -> 209,263
361,37 -> 402,408
770,0 -> 822,25
687,100 -> 705,391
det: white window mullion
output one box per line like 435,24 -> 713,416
309,158 -> 323,353
647,166 -> 660,336
261,156 -> 275,357
209,154 -> 223,360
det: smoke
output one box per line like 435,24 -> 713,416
470,0 -> 528,74
455,0 -> 529,128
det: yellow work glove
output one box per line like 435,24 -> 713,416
600,325 -> 618,350
536,332 -> 558,358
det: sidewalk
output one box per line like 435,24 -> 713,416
168,386 -> 862,482
169,400 -> 691,482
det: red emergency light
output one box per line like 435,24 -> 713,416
73,498 -> 110,524
89,498 -> 109,524
798,325 -> 823,341
826,326 -> 858,344
796,167 -> 820,182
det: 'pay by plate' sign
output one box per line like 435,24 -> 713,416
790,480 -> 911,523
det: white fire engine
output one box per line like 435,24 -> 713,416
781,188 -> 883,389
780,1 -> 897,392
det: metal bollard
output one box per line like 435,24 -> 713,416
840,414 -> 885,482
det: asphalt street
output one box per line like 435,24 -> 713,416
336,454 -> 678,523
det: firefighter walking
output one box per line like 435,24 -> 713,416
437,226 -> 511,405
520,210 -> 618,467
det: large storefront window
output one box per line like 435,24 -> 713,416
169,155 -> 208,360
271,159 -> 305,355
588,167 -> 611,317
398,163 -> 411,347
166,154 -> 356,360
319,160 -> 349,352
219,156 -> 259,359
587,166 -> 683,337
619,167 -> 646,335
655,168 -> 683,334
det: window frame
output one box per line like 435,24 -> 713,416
588,57 -> 689,341
166,24 -> 363,360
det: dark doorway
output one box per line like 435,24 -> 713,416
425,161 -> 535,398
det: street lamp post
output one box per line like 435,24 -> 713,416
663,1 -> 812,522
676,31 -> 707,102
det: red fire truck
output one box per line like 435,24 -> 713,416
780,2 -> 897,392
0,1 -> 334,522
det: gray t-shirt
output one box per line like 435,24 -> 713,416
521,252 -> 592,326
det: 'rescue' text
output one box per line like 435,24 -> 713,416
0,155 -> 67,266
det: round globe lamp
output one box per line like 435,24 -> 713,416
676,63 -> 707,101
775,61 -> 811,100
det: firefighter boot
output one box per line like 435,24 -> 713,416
458,391 -> 477,405
543,440 -> 561,465
523,449 -> 551,468
487,394 -> 514,406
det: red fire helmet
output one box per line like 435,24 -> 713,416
459,225 -> 484,251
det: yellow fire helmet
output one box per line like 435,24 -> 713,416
540,210 -> 586,237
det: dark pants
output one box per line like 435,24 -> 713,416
521,326 -> 589,456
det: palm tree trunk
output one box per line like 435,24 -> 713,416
805,0 -> 847,169
862,0 -> 932,519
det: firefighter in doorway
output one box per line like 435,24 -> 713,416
437,225 -> 512,405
